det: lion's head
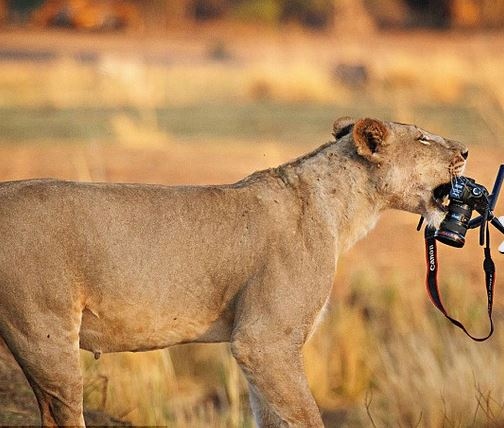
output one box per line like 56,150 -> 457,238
333,117 -> 468,226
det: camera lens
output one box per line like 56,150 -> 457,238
435,229 -> 466,247
435,203 -> 472,248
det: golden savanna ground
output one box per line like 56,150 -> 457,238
0,26 -> 504,426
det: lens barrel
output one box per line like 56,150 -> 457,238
434,203 -> 472,248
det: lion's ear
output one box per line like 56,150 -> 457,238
332,117 -> 355,139
352,118 -> 388,163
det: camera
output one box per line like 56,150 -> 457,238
419,165 -> 504,341
435,177 -> 490,248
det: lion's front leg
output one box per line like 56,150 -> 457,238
230,244 -> 333,427
230,275 -> 329,426
245,372 -> 326,428
248,381 -> 285,427
231,332 -> 323,428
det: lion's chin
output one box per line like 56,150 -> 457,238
424,207 -> 446,229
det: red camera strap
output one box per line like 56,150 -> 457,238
424,225 -> 495,341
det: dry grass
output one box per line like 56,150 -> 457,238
305,272 -> 504,427
81,345 -> 249,427
1,28 -> 504,427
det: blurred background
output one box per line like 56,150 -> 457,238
0,0 -> 504,426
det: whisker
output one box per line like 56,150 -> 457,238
450,172 -> 456,188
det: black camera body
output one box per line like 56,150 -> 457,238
435,177 -> 490,248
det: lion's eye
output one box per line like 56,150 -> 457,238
417,134 -> 432,146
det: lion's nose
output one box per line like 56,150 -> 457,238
461,150 -> 469,160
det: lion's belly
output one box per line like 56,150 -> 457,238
79,307 -> 224,353
78,273 -> 239,353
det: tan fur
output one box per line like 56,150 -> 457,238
0,118 -> 467,427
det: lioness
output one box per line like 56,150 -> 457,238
0,118 -> 467,427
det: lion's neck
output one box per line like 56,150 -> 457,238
280,142 -> 384,253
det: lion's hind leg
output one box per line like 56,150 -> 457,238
0,309 -> 85,426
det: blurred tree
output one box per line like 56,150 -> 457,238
332,0 -> 375,33
139,0 -> 170,31
281,0 -> 334,29
190,0 -> 336,29
0,0 -> 6,25
165,0 -> 192,21
31,0 -> 140,31
367,0 -> 450,28
193,0 -> 229,20
450,0 -> 479,27
404,0 -> 450,28
231,0 -> 282,25
7,0 -> 44,23
3,0 -> 504,31
366,0 -> 409,28
479,0 -> 504,28
450,0 -> 504,29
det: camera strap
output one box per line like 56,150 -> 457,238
424,225 -> 495,341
